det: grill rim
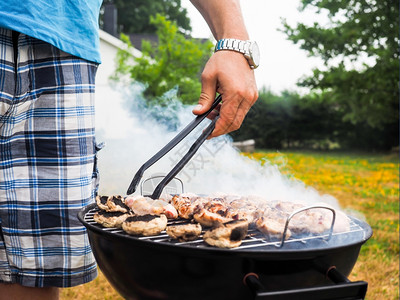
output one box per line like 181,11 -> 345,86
79,203 -> 373,256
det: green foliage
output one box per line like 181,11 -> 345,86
115,14 -> 213,105
231,88 -> 340,149
102,0 -> 191,34
282,0 -> 399,130
231,89 -> 397,150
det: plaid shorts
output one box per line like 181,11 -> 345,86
0,28 -> 99,287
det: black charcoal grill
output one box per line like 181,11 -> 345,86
79,204 -> 372,300
79,95 -> 373,299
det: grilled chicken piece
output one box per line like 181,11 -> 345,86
166,223 -> 202,242
122,214 -> 168,236
269,201 -> 344,235
203,219 -> 248,248
96,195 -> 109,211
93,210 -> 130,228
255,216 -> 292,240
193,200 -> 233,227
171,194 -> 204,219
193,209 -> 232,227
106,195 -> 130,213
227,199 -> 261,224
313,202 -> 351,233
125,195 -> 178,219
288,210 -> 331,234
257,201 -> 344,237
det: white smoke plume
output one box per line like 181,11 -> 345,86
95,83 -> 342,209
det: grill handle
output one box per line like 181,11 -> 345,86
244,270 -> 368,300
278,205 -> 336,248
126,95 -> 222,195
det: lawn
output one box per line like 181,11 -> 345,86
61,150 -> 399,300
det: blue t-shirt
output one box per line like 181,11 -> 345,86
0,0 -> 102,63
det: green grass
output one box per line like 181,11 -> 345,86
244,150 -> 399,300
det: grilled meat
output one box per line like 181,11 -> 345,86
192,198 -> 234,227
122,214 -> 168,236
96,195 -> 109,211
107,195 -> 130,213
203,219 -> 248,248
93,210 -> 130,228
314,202 -> 350,233
255,201 -> 349,238
125,195 -> 178,219
171,194 -> 204,219
95,192 -> 350,247
227,199 -> 260,224
96,195 -> 130,213
289,210 -> 331,234
193,208 -> 232,227
166,223 -> 202,242
255,216 -> 292,240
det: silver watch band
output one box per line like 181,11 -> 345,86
214,38 -> 250,54
215,38 -> 260,69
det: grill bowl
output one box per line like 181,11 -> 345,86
79,203 -> 372,300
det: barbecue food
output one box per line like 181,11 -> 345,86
270,201 -> 350,235
122,214 -> 168,236
227,199 -> 260,224
107,195 -> 130,213
94,192 -> 351,247
166,223 -> 202,242
125,195 -> 178,219
314,202 -> 351,233
192,198 -> 235,227
94,210 -> 130,228
171,194 -> 204,219
96,195 -> 131,213
255,201 -> 350,239
256,216 -> 292,240
96,195 -> 109,211
193,207 -> 233,227
290,210 -> 331,235
203,219 -> 248,248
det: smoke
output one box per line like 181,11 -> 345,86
95,83 -> 342,209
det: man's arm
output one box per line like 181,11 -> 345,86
190,0 -> 258,138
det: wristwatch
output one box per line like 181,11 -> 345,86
214,38 -> 260,69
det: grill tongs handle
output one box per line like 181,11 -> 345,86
126,94 -> 222,197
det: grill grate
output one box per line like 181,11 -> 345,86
84,207 -> 368,251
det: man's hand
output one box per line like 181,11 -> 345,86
192,50 -> 258,139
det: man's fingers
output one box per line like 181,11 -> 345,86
208,96 -> 241,138
192,65 -> 218,115
192,92 -> 216,115
208,95 -> 254,138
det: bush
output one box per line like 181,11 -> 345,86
231,89 -> 398,151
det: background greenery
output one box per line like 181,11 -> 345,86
114,14 -> 213,105
230,88 -> 398,151
107,0 -> 398,151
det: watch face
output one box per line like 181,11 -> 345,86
250,41 -> 260,68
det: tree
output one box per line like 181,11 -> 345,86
283,0 -> 399,131
115,14 -> 213,105
102,0 -> 191,34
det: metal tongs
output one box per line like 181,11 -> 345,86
126,95 -> 222,198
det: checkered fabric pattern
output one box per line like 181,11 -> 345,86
0,28 -> 98,287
